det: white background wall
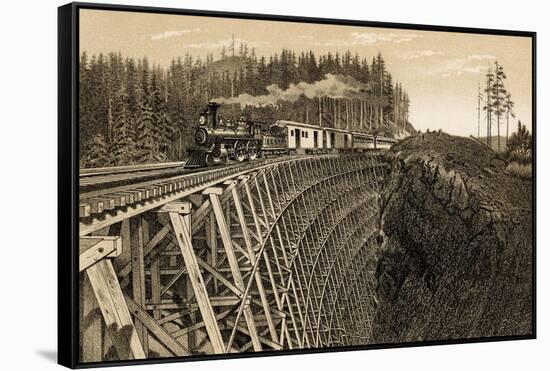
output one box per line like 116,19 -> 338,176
0,0 -> 546,369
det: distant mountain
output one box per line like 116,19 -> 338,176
207,56 -> 250,75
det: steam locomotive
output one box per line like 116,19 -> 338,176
184,102 -> 396,168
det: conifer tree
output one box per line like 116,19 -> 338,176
84,134 -> 110,168
136,99 -> 156,163
492,61 -> 507,151
504,92 -> 515,145
483,66 -> 495,146
111,92 -> 137,165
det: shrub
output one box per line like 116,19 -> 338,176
506,162 -> 532,179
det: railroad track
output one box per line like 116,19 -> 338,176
78,153 -> 387,238
80,161 -> 186,188
79,155 -> 312,218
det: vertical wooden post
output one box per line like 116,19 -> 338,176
80,274 -> 103,362
149,219 -> 161,321
129,216 -> 148,355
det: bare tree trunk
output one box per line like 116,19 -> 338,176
344,99 -> 350,131
352,99 -> 355,129
506,113 -> 510,147
337,100 -> 341,129
108,96 -> 113,143
318,96 -> 322,127
360,100 -> 364,130
497,116 -> 501,152
332,99 -> 336,128
369,104 -> 373,130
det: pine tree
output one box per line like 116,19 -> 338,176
492,61 -> 507,151
79,52 -> 93,152
125,57 -> 140,130
111,92 -> 138,165
150,69 -> 174,161
84,134 -> 110,168
483,65 -> 495,146
136,99 -> 156,163
504,92 -> 515,146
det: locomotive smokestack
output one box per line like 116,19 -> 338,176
207,101 -> 220,129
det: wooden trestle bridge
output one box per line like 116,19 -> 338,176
78,153 -> 386,362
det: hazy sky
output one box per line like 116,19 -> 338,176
80,9 -> 533,137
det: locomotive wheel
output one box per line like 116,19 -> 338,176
246,141 -> 258,160
235,141 -> 246,162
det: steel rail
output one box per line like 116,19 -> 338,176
80,161 -> 185,176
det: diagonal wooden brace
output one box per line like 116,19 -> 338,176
203,187 -> 263,352
160,201 -> 226,354
85,259 -> 146,360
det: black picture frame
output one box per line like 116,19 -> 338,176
58,2 -> 536,368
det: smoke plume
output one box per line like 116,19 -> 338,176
213,74 -> 371,108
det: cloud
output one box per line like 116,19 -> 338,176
182,38 -> 269,49
436,54 -> 496,77
150,28 -> 203,40
403,50 -> 444,59
315,32 -> 424,47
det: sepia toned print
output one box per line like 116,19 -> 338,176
77,7 -> 534,364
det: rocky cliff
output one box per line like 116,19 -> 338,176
372,132 -> 533,343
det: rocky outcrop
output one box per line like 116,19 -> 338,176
372,132 -> 533,343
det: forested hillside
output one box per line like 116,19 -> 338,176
79,46 -> 414,168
